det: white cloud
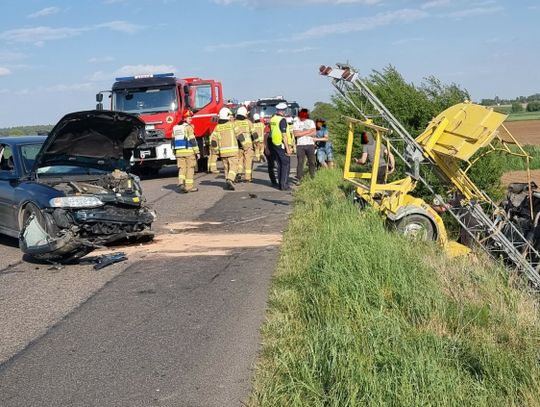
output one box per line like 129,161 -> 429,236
276,46 -> 317,54
28,7 -> 61,18
0,51 -> 27,62
97,21 -> 145,34
0,21 -> 144,45
0,67 -> 11,76
214,0 -> 380,6
41,83 -> 94,92
293,8 -> 428,40
115,64 -> 177,76
89,56 -> 115,63
392,37 -> 424,45
0,26 -> 86,45
207,8 -> 426,51
421,0 -> 450,9
446,5 -> 503,18
86,71 -> 111,82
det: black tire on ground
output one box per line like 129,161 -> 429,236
393,214 -> 436,241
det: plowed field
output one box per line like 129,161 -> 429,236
502,120 -> 540,145
500,120 -> 540,187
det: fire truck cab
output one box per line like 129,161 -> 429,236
251,97 -> 299,133
96,73 -> 223,175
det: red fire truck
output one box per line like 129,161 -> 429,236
250,96 -> 299,133
96,73 -> 223,174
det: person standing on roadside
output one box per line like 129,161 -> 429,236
293,108 -> 317,181
234,106 -> 255,182
268,102 -> 292,190
173,110 -> 200,193
252,113 -> 265,163
211,107 -> 239,190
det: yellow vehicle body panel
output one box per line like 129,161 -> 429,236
416,102 -> 507,161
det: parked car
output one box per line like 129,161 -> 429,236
0,110 -> 156,262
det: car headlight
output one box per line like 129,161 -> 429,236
49,196 -> 104,208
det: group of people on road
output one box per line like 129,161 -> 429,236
172,103 -> 335,193
264,103 -> 335,191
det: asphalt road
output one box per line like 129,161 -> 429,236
0,161 -> 294,407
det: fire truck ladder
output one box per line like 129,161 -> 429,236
320,63 -> 540,287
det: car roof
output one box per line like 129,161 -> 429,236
0,135 -> 47,145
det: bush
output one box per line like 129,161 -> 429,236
526,101 -> 540,112
511,102 -> 524,113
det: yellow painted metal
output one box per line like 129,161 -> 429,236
343,117 -> 451,247
416,102 -> 507,161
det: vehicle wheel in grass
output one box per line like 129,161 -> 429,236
393,214 -> 436,241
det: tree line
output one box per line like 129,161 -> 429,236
0,125 -> 53,137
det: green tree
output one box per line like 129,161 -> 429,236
511,102 -> 523,113
526,101 -> 540,112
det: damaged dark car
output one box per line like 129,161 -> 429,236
0,110 -> 156,262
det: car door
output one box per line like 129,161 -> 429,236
0,144 -> 19,234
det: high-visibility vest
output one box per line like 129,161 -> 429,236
213,122 -> 239,157
234,119 -> 253,149
270,115 -> 284,146
173,124 -> 199,157
252,122 -> 264,143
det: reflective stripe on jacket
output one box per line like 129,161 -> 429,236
252,122 -> 264,143
212,122 -> 239,157
234,119 -> 253,149
174,124 -> 199,157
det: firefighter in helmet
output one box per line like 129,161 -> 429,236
234,106 -> 255,182
252,113 -> 265,162
211,107 -> 239,190
173,110 -> 200,193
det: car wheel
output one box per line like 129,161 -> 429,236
19,202 -> 47,232
19,203 -> 91,263
393,214 -> 436,241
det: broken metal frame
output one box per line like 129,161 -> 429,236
320,63 -> 540,287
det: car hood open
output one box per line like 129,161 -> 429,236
32,110 -> 145,172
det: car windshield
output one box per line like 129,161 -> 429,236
36,165 -> 109,176
112,86 -> 178,114
255,105 -> 278,119
20,143 -> 44,174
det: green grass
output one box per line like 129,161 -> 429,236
250,169 -> 540,406
506,112 -> 540,122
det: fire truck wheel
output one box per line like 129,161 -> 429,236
394,214 -> 436,241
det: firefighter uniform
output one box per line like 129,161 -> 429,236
173,119 -> 199,192
235,118 -> 254,182
208,134 -> 220,174
252,120 -> 265,162
211,121 -> 239,190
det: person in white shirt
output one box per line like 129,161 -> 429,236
293,108 -> 317,181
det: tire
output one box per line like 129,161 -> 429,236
394,214 -> 436,241
20,202 -> 47,231
19,203 -> 91,263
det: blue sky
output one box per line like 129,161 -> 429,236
0,0 -> 538,127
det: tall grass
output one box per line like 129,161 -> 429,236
250,169 -> 540,406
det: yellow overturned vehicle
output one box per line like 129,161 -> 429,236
321,63 -> 540,287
